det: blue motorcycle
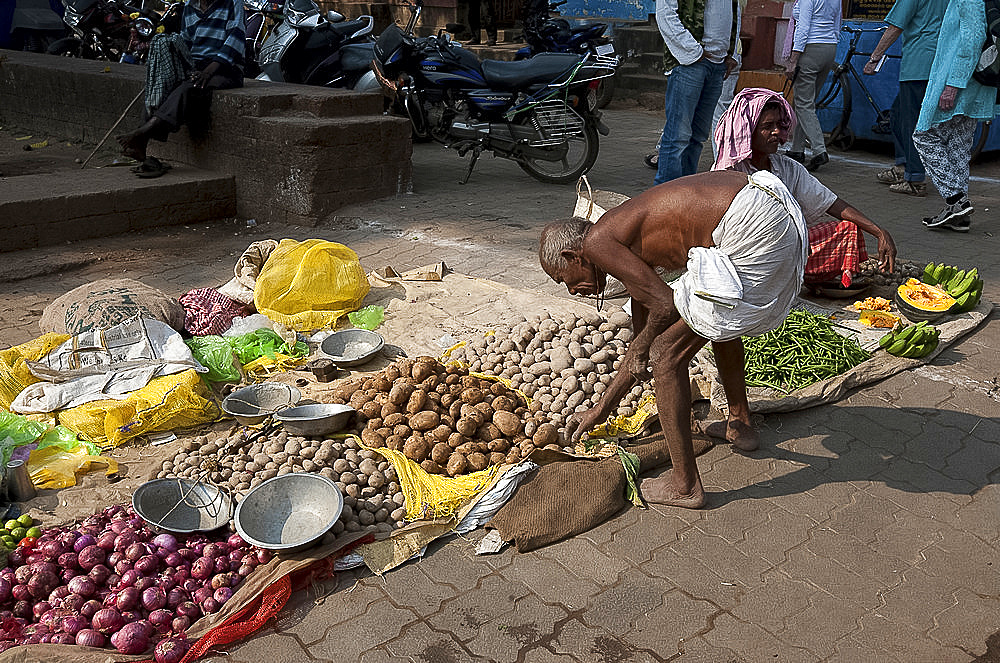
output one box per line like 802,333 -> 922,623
372,0 -> 616,184
516,0 -> 616,108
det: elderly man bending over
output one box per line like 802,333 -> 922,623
539,170 -> 807,508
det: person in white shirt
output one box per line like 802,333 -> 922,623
785,0 -> 842,171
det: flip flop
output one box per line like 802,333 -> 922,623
131,157 -> 171,178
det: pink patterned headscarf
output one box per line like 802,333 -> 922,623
712,87 -> 797,171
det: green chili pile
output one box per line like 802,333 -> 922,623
742,309 -> 870,393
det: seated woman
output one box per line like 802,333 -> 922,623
713,87 -> 897,288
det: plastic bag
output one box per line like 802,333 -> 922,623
57,369 -> 221,448
186,336 -> 242,383
0,411 -> 47,467
228,328 -> 308,365
253,239 -> 370,331
28,442 -> 118,489
0,333 -> 69,410
223,314 -> 274,337
347,305 -> 385,331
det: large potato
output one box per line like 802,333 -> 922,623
409,411 -> 440,431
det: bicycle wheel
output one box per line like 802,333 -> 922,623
972,120 -> 991,163
824,72 -> 854,151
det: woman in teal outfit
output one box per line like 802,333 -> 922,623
913,0 -> 999,232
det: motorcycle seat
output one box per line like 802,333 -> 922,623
325,15 -> 373,39
481,52 -> 581,90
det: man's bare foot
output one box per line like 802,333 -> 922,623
117,132 -> 146,162
699,419 -> 759,452
639,473 -> 705,509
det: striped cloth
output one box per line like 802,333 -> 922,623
181,0 -> 245,74
179,288 -> 250,336
145,33 -> 192,113
805,219 -> 868,288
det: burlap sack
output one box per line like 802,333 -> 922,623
39,278 -> 185,335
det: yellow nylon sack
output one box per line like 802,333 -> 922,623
0,333 -> 70,410
57,369 -> 220,448
253,239 -> 370,331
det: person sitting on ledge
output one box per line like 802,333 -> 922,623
538,169 -> 808,508
117,0 -> 244,174
713,87 -> 897,289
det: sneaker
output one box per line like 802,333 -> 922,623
806,152 -> 829,172
877,164 -> 905,184
888,180 -> 926,197
923,197 -> 973,229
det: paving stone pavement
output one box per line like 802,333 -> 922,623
1,104 -> 999,662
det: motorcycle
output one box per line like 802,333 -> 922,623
517,0 -> 616,107
5,0 -> 66,53
244,0 -> 284,78
372,0 -> 616,184
46,0 -> 181,63
256,0 -> 379,91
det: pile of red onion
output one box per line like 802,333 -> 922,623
0,504 -> 271,662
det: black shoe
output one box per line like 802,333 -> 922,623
923,198 -> 973,231
806,152 -> 829,172
486,34 -> 497,45
785,151 -> 805,164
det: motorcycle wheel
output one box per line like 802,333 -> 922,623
594,74 -> 615,109
518,121 -> 600,185
47,38 -> 85,58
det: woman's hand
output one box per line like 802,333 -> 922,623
939,85 -> 958,111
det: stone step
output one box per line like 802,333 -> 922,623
0,165 -> 235,252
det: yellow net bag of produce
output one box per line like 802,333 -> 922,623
57,369 -> 221,448
0,333 -> 70,410
372,446 -> 499,521
253,239 -> 370,331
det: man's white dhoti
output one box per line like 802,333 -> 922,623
670,171 -> 808,342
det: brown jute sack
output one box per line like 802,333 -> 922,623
487,432 -> 712,552
39,278 -> 185,334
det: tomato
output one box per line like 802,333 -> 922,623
16,536 -> 36,549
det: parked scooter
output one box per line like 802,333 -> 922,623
244,0 -> 284,78
516,0 -> 616,107
255,0 -> 378,90
5,0 -> 66,52
46,0 -> 180,63
372,0 -> 616,184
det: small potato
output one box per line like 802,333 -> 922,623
409,411 -> 440,432
333,458 -> 351,473
345,483 -> 361,498
359,510 -> 376,526
406,389 -> 428,414
420,459 -> 444,475
431,442 -> 452,465
403,438 -> 430,462
392,491 -> 405,507
340,471 -> 358,485
390,507 -> 407,522
460,388 -> 485,405
446,453 -> 468,477
466,452 -> 488,472
375,508 -> 389,523
367,471 -> 386,488
359,458 -> 379,475
490,452 -> 507,466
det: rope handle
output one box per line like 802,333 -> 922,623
576,175 -> 594,220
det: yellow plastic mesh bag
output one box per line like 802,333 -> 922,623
253,239 -> 370,331
28,443 -> 119,489
57,369 -> 221,448
370,445 -> 499,522
0,333 -> 70,410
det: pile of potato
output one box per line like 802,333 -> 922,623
154,430 -> 406,535
446,310 -> 656,430
327,356 -> 563,474
858,258 -> 923,286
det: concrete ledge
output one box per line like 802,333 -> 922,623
0,50 -> 413,230
0,165 -> 236,251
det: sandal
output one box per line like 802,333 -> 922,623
131,157 -> 171,178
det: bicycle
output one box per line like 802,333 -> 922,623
817,24 -> 992,159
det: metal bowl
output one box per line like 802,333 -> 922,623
233,474 -> 344,553
274,403 -> 355,436
320,329 -> 385,367
132,478 -> 233,533
221,382 -> 302,426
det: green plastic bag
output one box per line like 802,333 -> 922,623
185,336 -> 242,383
0,411 -> 47,467
228,328 -> 308,364
348,305 -> 385,331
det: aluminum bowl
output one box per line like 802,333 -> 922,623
234,474 -> 344,553
274,403 -> 355,436
221,382 -> 302,426
320,329 -> 385,367
132,478 -> 233,533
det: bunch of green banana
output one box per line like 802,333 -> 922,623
920,263 -> 984,312
879,321 -> 940,358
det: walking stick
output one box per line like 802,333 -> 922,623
80,89 -> 144,169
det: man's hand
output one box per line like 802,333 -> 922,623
563,408 -> 606,446
939,85 -> 958,111
785,52 -> 800,81
724,55 -> 738,79
876,230 -> 897,274
190,69 -> 212,88
862,57 -> 879,76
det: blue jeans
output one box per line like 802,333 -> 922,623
655,59 -> 727,185
890,79 -> 928,182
